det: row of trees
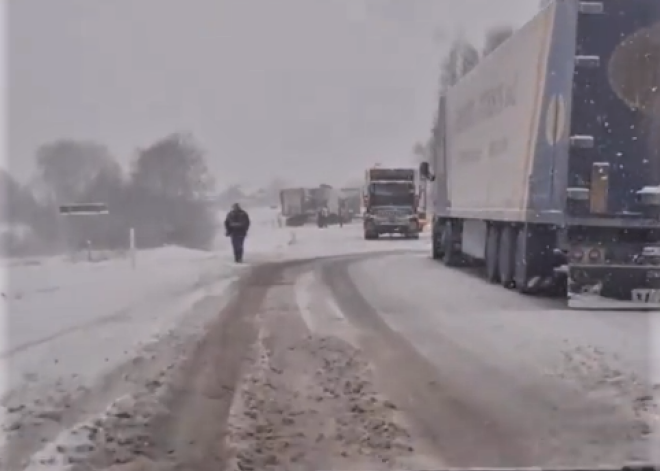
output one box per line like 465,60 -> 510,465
1,133 -> 218,256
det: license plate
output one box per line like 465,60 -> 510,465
632,288 -> 660,303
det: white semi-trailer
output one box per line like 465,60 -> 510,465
279,188 -> 307,227
420,0 -> 660,308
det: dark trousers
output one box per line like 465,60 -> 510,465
230,234 -> 246,262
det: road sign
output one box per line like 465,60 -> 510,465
59,203 -> 109,216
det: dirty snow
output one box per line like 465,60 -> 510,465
224,275 -> 440,471
1,208 -> 428,470
349,252 -> 660,464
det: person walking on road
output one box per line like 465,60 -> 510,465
225,203 -> 251,263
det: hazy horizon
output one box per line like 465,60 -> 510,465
8,0 -> 538,189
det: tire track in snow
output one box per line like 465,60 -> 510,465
293,270 -> 352,341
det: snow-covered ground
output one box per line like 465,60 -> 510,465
2,208 -> 423,394
2,208 -> 290,397
0,207 -> 428,469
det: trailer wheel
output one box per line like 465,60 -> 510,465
485,224 -> 500,283
441,221 -> 461,267
432,226 -> 443,259
498,225 -> 516,288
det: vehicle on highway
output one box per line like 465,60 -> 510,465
339,187 -> 362,223
363,167 -> 420,240
279,188 -> 308,227
310,185 -> 342,225
420,0 -> 660,309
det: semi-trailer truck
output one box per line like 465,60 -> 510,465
363,167 -> 420,239
420,0 -> 660,309
340,187 -> 362,222
308,185 -> 341,225
279,188 -> 307,227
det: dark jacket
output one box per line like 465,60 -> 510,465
225,208 -> 251,237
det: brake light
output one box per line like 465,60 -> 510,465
588,248 -> 603,262
569,248 -> 585,262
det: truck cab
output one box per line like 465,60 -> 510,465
363,167 -> 420,240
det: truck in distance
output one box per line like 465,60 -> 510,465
339,187 -> 362,222
279,186 -> 343,227
363,167 -> 420,240
420,0 -> 660,309
279,188 -> 307,227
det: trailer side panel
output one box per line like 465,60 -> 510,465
444,4 -> 557,221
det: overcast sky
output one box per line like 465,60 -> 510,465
8,0 -> 537,189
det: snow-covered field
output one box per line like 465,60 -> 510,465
0,207 -> 428,469
1,208 -> 289,396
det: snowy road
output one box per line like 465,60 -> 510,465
3,218 -> 659,469
336,253 -> 660,466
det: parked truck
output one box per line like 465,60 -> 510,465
420,0 -> 660,309
363,167 -> 420,239
307,185 -> 341,225
279,188 -> 307,227
340,187 -> 362,222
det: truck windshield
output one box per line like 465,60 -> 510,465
369,183 -> 415,207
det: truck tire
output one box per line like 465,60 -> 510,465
432,226 -> 443,259
498,225 -> 516,288
441,220 -> 461,267
485,224 -> 500,283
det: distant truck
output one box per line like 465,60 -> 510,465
420,0 -> 660,309
308,185 -> 341,225
340,188 -> 362,222
363,167 -> 420,239
279,188 -> 307,227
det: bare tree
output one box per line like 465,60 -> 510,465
0,169 -> 35,224
131,133 -> 215,201
439,36 -> 480,90
35,139 -> 117,203
130,132 -> 217,250
413,142 -> 426,163
482,25 -> 514,57
412,139 -> 434,164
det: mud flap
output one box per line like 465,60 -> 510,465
567,264 -> 660,310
